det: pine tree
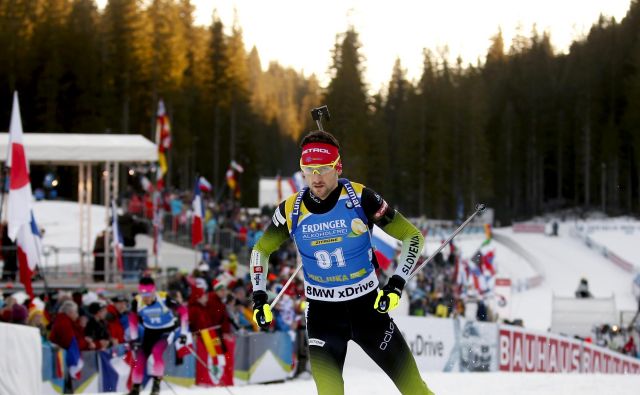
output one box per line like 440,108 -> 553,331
324,28 -> 370,183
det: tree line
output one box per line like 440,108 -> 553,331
0,0 -> 639,222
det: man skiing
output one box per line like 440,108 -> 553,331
128,276 -> 187,395
250,130 -> 435,394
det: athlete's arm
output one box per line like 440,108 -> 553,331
380,212 -> 424,282
250,201 -> 290,293
360,187 -> 424,281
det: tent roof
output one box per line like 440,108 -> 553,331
0,133 -> 157,164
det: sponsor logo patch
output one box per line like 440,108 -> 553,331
311,237 -> 343,246
373,200 -> 389,220
253,266 -> 263,273
308,338 -> 326,347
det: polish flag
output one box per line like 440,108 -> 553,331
7,92 -> 41,298
111,200 -> 124,272
191,178 -> 204,246
198,176 -> 212,193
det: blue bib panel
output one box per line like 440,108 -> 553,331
290,180 -> 378,301
138,297 -> 177,330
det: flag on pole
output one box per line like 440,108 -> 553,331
7,91 -> 42,298
67,337 -> 84,380
230,160 -> 244,173
111,200 -> 124,272
198,176 -> 212,193
155,99 -> 171,190
191,178 -> 204,246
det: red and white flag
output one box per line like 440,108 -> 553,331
7,92 -> 41,298
198,176 -> 212,193
191,178 -> 204,246
111,200 -> 124,272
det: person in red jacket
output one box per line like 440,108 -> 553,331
49,300 -> 95,351
105,296 -> 127,344
208,278 -> 232,336
188,283 -> 215,332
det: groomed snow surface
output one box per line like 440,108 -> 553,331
88,369 -> 640,395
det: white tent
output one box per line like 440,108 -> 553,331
0,132 -> 157,163
0,132 -> 157,283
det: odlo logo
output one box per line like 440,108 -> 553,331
379,321 -> 395,350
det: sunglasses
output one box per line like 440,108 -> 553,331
299,156 -> 340,175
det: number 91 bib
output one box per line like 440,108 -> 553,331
287,179 -> 379,301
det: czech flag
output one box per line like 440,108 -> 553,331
191,177 -> 204,246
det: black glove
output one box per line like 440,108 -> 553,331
252,291 -> 273,330
374,275 -> 406,313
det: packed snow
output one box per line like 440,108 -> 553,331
86,370 -> 640,395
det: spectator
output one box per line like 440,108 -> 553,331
0,223 -> 17,281
92,231 -> 106,282
575,278 -> 593,298
49,300 -> 95,351
27,309 -> 48,338
106,296 -> 128,344
187,283 -> 213,332
85,301 -> 111,350
207,278 -> 232,337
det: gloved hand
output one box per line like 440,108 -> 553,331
374,275 -> 406,313
252,291 -> 273,330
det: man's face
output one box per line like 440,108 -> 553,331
142,294 -> 155,305
303,168 -> 340,200
115,301 -> 127,314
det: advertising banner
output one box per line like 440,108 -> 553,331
344,316 -> 498,373
581,342 -> 640,373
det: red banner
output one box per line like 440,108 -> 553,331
499,326 -> 640,373
195,336 -> 235,387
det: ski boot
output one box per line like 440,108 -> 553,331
150,376 -> 162,395
127,383 -> 141,395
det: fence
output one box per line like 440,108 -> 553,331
38,315 -> 640,394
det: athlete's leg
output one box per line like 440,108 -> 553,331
149,336 -> 169,377
130,348 -> 147,385
352,293 -> 435,395
306,299 -> 351,395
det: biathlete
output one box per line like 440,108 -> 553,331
250,130 -> 435,395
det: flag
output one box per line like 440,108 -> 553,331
192,178 -> 204,246
55,348 -> 65,379
198,176 -> 212,193
111,200 -> 124,272
195,329 -> 232,386
67,337 -> 84,380
155,99 -> 171,190
200,328 -> 224,357
152,191 -> 163,257
7,92 -> 41,298
140,176 -> 153,193
17,213 -> 42,298
225,167 -> 240,199
230,160 -> 244,173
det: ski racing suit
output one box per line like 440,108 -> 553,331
251,179 -> 434,395
128,293 -> 187,385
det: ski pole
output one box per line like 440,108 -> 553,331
407,203 -> 486,282
376,204 -> 486,313
269,264 -> 302,310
